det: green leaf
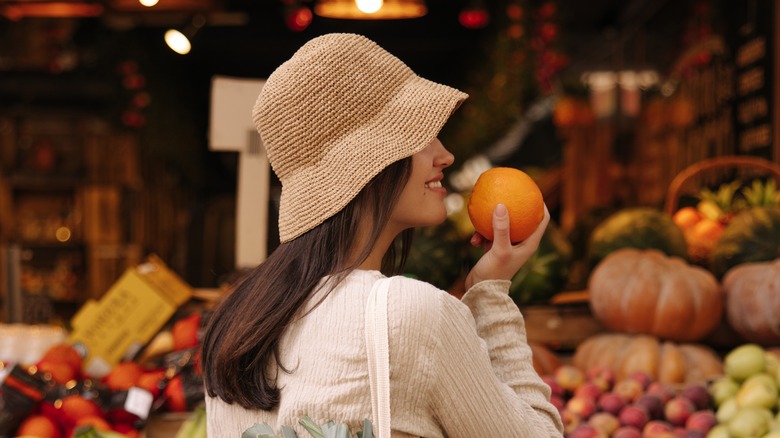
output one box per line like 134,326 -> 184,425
299,417 -> 325,438
281,426 -> 299,438
242,423 -> 279,438
361,419 -> 374,438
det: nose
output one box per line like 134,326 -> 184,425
434,140 -> 455,168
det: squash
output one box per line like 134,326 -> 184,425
588,248 -> 722,342
587,207 -> 688,269
572,333 -> 723,385
722,258 -> 780,345
709,206 -> 780,278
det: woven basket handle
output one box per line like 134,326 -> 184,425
664,155 -> 780,215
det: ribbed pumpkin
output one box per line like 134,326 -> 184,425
588,248 -> 722,341
722,258 -> 780,345
572,333 -> 723,385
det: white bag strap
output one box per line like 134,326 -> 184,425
365,277 -> 392,438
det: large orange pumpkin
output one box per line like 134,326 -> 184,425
588,248 -> 723,341
722,258 -> 780,345
572,333 -> 723,385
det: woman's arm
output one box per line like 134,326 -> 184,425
429,280 -> 564,437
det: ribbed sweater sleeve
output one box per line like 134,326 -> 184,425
428,279 -> 564,436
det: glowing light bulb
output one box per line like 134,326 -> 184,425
139,0 -> 158,7
165,29 -> 191,55
356,0 -> 383,14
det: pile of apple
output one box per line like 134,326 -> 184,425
544,364 -> 717,437
707,344 -> 780,438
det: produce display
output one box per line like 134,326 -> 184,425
541,342 -> 780,437
0,312 -> 206,438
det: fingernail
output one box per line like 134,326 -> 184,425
495,203 -> 507,217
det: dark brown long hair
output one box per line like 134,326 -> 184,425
201,157 -> 413,410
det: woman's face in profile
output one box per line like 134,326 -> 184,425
389,138 -> 455,231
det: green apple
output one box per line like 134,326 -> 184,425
728,407 -> 770,438
766,351 -> 780,375
706,424 -> 730,438
736,373 -> 779,410
710,376 -> 741,407
716,398 -> 739,424
725,344 -> 767,381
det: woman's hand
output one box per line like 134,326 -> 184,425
464,203 -> 550,290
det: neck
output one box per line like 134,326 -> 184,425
354,219 -> 403,272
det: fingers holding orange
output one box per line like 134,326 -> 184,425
467,167 -> 545,244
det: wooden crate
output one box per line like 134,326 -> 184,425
524,291 -> 606,351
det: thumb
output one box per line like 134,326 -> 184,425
492,203 -> 510,243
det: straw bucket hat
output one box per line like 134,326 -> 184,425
252,33 -> 468,242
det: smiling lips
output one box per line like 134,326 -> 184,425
424,178 -> 447,195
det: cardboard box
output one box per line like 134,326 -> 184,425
68,254 -> 192,377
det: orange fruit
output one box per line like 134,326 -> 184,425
172,313 -> 202,350
36,359 -> 78,385
164,376 -> 187,412
672,206 -> 702,231
104,362 -> 144,391
60,395 -> 103,426
16,414 -> 62,438
467,167 -> 544,243
137,369 -> 166,397
40,344 -> 82,375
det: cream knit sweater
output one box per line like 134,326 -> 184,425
205,270 -> 564,437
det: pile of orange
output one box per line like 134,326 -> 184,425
467,167 -> 545,244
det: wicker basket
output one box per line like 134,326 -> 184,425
664,155 -> 780,262
664,156 -> 780,214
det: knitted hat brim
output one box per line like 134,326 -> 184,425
277,75 -> 467,242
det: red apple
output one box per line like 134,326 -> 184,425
597,392 -> 626,416
664,396 -> 696,426
681,384 -> 712,411
635,394 -> 664,420
643,419 -> 674,436
588,412 -> 620,436
646,381 -> 676,403
587,366 -> 616,391
614,378 -> 644,402
555,365 -> 586,393
566,396 -> 597,420
574,382 -> 604,401
618,405 -> 649,429
569,424 -> 607,438
561,409 -> 582,434
613,426 -> 642,438
685,410 -> 716,433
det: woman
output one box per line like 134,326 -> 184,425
201,33 -> 564,437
